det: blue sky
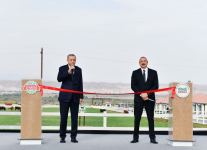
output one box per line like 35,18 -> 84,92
0,0 -> 207,84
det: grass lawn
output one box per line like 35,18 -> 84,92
0,107 -> 207,128
107,117 -> 168,127
42,107 -> 101,113
42,107 -> 117,113
42,107 -> 59,112
0,115 -> 207,128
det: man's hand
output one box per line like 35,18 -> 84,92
68,65 -> 75,74
140,93 -> 148,101
80,99 -> 84,104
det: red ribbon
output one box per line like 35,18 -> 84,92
38,84 -> 176,98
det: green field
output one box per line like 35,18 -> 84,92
0,107 -> 207,128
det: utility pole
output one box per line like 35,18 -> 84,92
40,48 -> 43,79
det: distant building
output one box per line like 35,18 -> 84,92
155,94 -> 207,115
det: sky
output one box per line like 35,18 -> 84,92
0,0 -> 207,84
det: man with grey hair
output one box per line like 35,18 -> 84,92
130,56 -> 159,144
57,54 -> 83,143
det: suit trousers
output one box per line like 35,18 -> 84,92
133,100 -> 155,140
59,98 -> 79,139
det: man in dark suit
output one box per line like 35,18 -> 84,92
130,56 -> 159,144
57,54 -> 83,143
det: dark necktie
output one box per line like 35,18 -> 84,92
143,70 -> 146,82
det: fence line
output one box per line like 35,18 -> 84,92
0,111 -> 207,128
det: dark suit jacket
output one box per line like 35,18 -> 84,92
131,68 -> 159,102
57,65 -> 83,102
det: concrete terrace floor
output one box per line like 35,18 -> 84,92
0,133 -> 206,150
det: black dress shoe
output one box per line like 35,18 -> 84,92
130,139 -> 139,143
60,138 -> 66,143
150,139 -> 158,144
71,138 -> 78,143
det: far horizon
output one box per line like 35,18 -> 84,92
1,79 -> 207,85
0,80 -> 207,94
